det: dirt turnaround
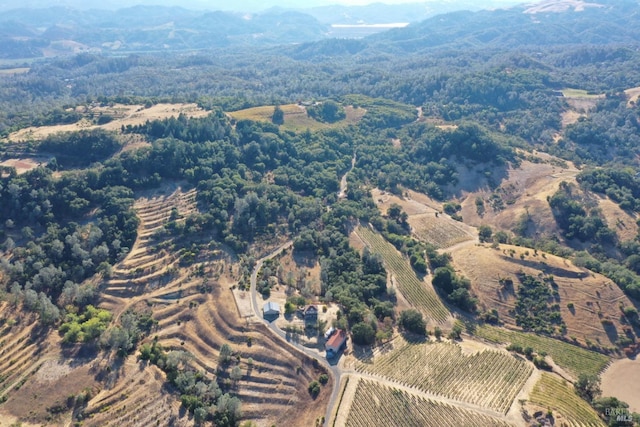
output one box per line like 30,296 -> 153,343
601,358 -> 640,412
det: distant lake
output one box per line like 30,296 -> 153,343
329,23 -> 409,38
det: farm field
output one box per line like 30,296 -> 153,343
528,372 -> 605,426
354,337 -> 533,414
355,226 -> 451,323
451,243 -> 635,349
227,103 -> 365,132
342,378 -> 515,427
371,188 -> 476,248
472,325 -> 610,378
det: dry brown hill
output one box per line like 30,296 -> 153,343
450,242 -> 635,349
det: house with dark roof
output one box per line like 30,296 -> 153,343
303,305 -> 318,324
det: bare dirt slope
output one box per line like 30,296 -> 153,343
460,156 -> 578,237
451,243 -> 633,348
601,357 -> 640,412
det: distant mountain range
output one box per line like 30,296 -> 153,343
1,0 -> 640,60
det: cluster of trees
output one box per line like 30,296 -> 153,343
431,266 -> 477,313
513,274 -> 564,335
548,182 -> 616,245
39,128 -> 122,167
577,168 -> 640,212
139,341 -> 241,426
0,165 -> 138,326
306,100 -> 346,123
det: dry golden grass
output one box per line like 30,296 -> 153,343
228,104 -> 366,132
6,103 -> 208,142
0,68 -> 29,75
451,243 -> 634,348
601,358 -> 640,413
624,86 -> 640,107
459,157 -> 578,237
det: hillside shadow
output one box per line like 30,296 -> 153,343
602,322 -> 618,344
446,161 -> 510,198
500,255 -> 589,279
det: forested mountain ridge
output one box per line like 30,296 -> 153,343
3,0 -> 640,59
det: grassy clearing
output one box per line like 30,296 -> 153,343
356,226 -> 450,323
355,339 -> 532,414
561,88 -> 604,99
0,68 -> 29,75
529,372 -> 605,426
345,379 -> 513,427
472,325 -> 610,378
227,103 -> 365,132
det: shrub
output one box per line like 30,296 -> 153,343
318,374 -> 329,385
308,380 -> 321,398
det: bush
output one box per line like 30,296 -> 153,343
318,374 -> 329,385
308,380 -> 321,398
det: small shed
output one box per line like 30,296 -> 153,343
262,301 -> 280,318
325,329 -> 347,358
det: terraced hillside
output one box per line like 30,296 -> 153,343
0,306 -> 51,400
88,185 -> 330,427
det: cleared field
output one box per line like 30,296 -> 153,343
228,103 -> 365,132
624,86 -> 640,107
0,156 -> 52,175
6,103 -> 209,142
451,243 -> 634,349
371,188 -> 476,249
0,68 -> 29,75
356,226 -> 451,323
344,379 -> 514,427
529,372 -> 605,427
355,339 -> 533,414
473,325 -> 610,378
601,358 -> 640,413
561,88 -> 604,99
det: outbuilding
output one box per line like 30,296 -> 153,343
325,329 -> 347,358
262,301 -> 280,318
